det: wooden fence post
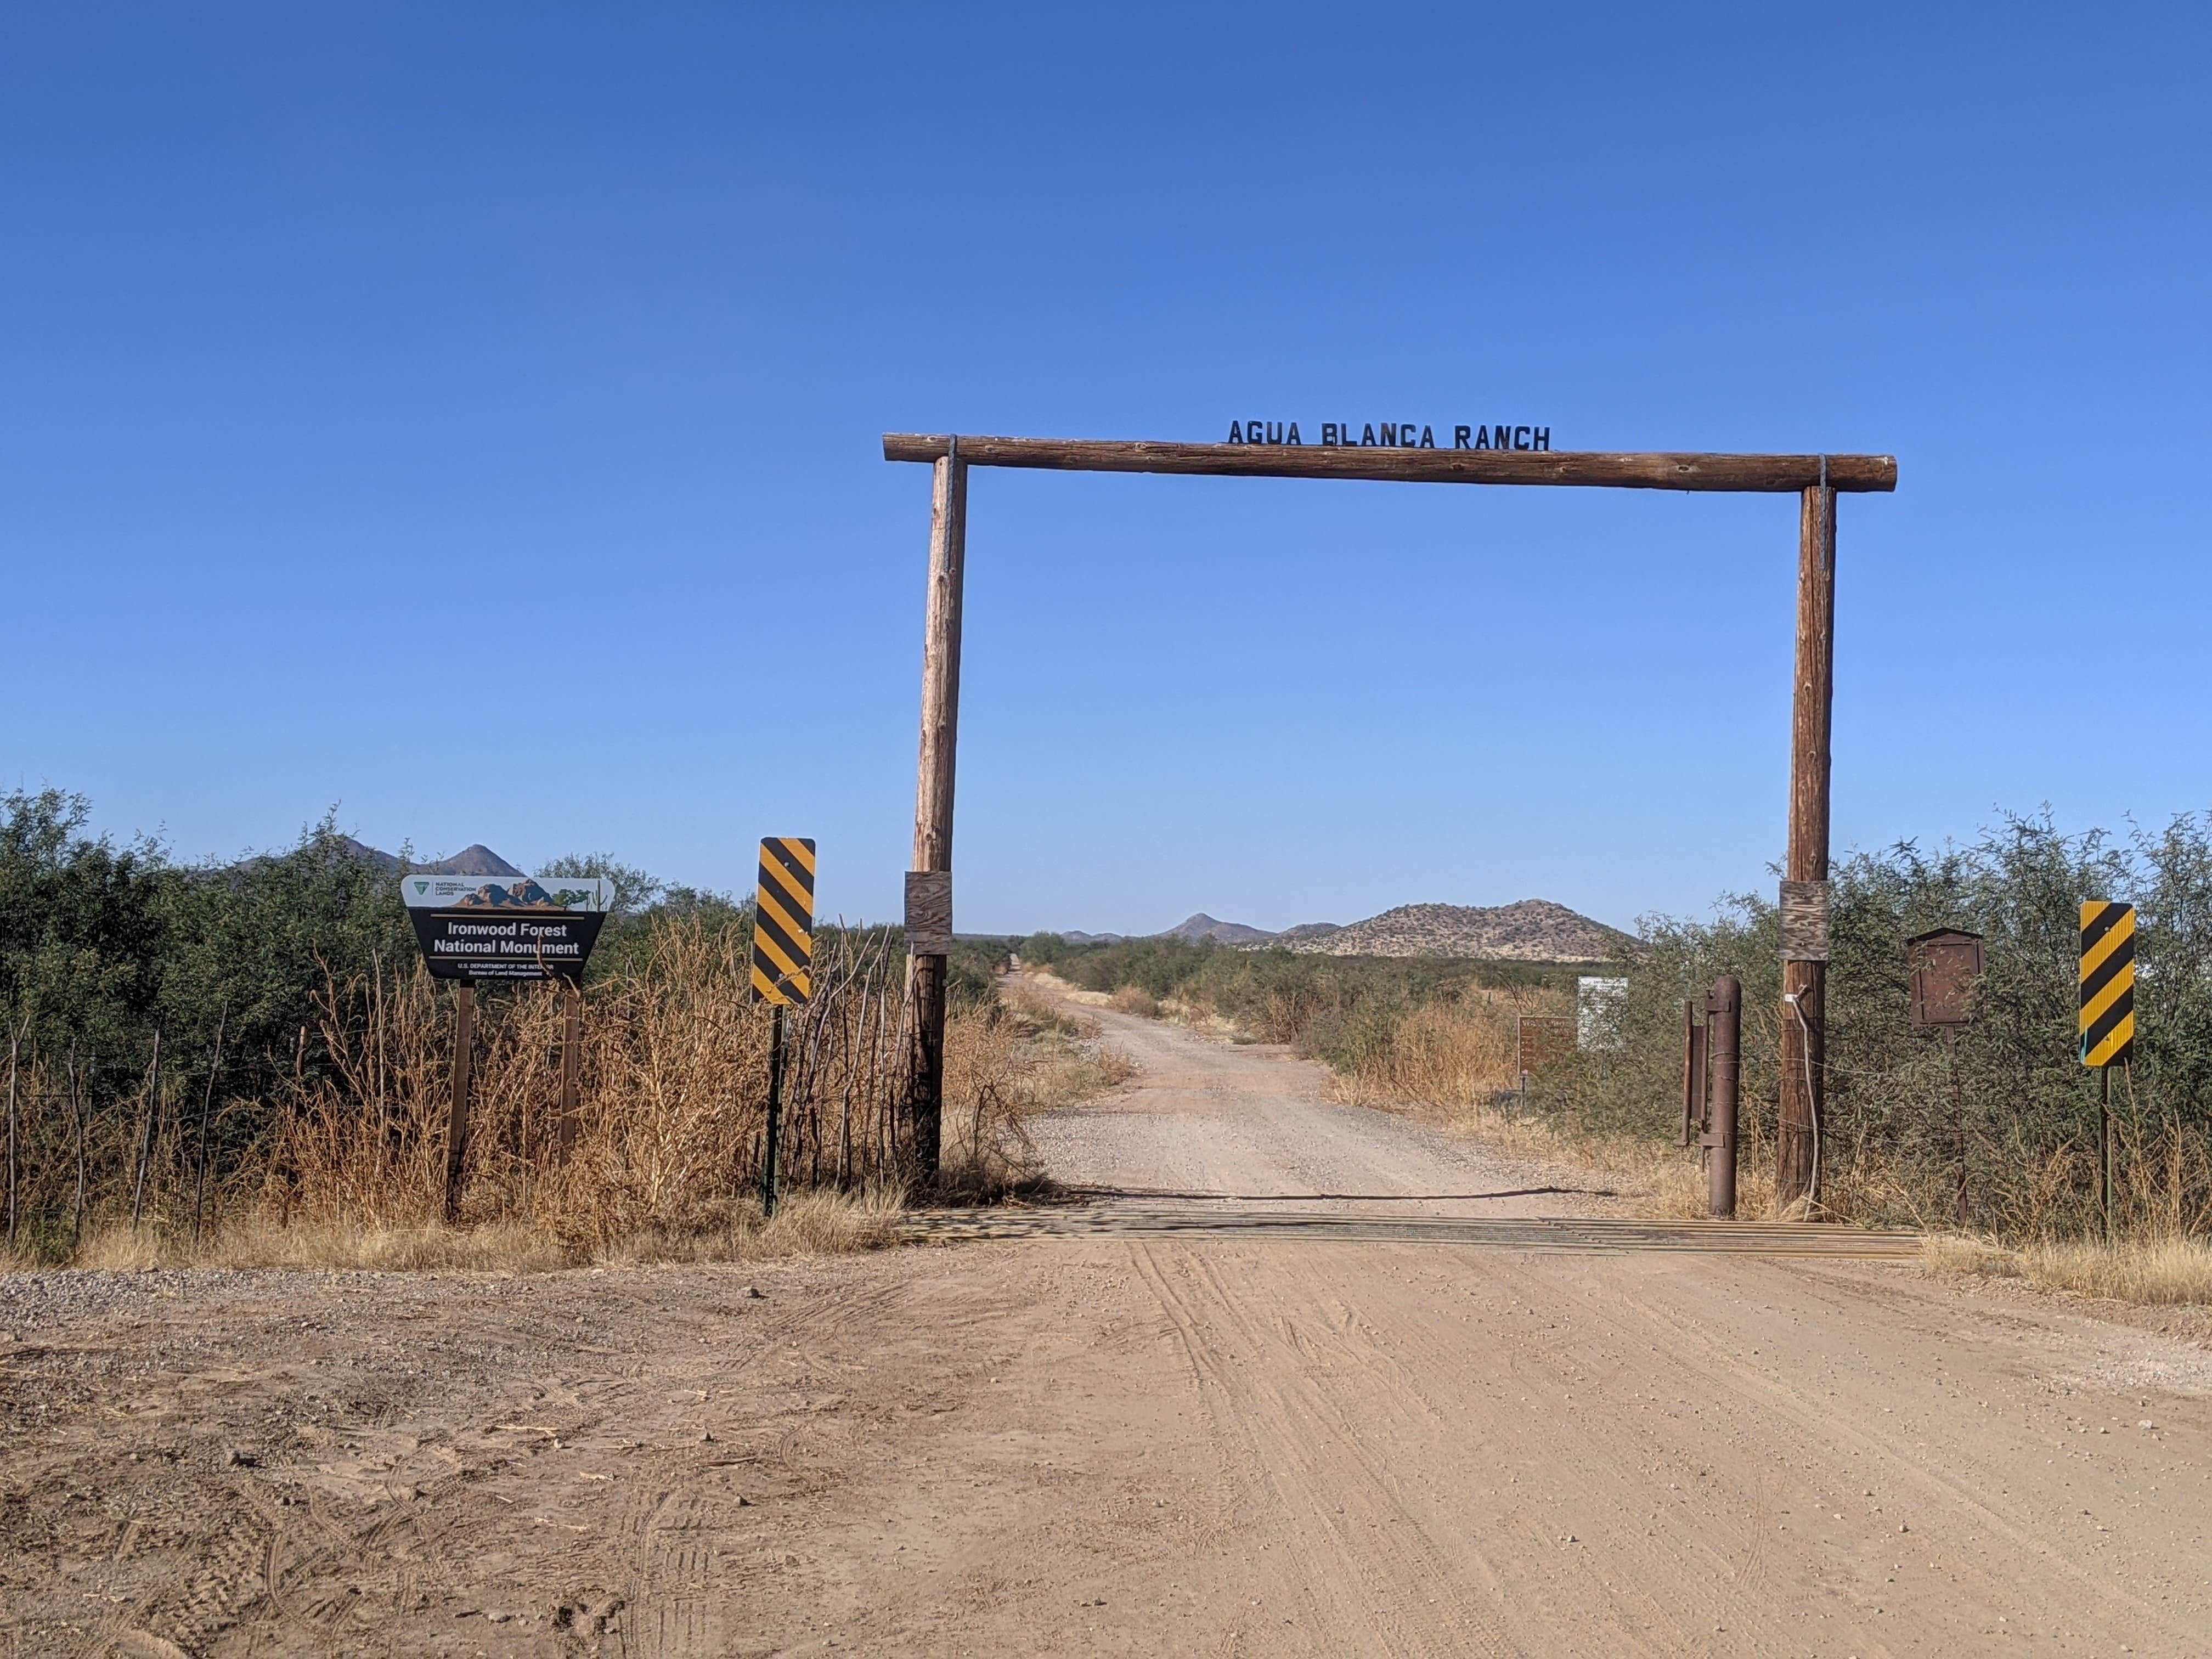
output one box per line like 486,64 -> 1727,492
906,443 -> 968,1180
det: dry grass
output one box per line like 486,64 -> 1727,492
1919,1233 -> 2018,1279
997,975 -> 1103,1040
41,1184 -> 905,1273
996,975 -> 1139,1106
253,917 -> 900,1252
934,978 -> 1137,1204
2,922 -> 1139,1272
1018,969 -> 1114,1009
1922,1231 -> 2212,1306
1302,990 -> 1746,1216
1346,996 -> 1523,1107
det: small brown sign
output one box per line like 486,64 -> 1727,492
1780,879 -> 1831,963
904,870 -> 953,956
1516,1014 -> 1578,1079
1908,928 -> 1983,1029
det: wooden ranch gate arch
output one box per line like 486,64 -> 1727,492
882,432 -> 1898,1212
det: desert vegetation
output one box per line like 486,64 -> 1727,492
0,789 -> 1117,1267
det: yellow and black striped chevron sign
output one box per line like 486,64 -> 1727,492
2079,900 -> 2136,1069
751,838 -> 816,1006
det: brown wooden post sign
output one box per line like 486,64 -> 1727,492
1515,1014 -> 1578,1101
884,431 -> 1896,1187
1908,927 -> 1984,1225
402,874 -> 613,1220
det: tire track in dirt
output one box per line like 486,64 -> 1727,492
1582,1257 -> 2209,1649
1132,1239 -> 1515,1655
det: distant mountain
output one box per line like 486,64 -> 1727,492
1043,902 -> 1623,960
422,843 -> 523,877
319,835 -> 400,873
1160,913 -> 1278,946
233,838 -> 521,878
1271,899 -> 1635,963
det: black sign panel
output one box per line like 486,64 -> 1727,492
409,907 -> 608,982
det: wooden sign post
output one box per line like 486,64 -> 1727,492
445,984 -> 475,1223
884,432 -> 1894,1207
557,980 -> 582,1153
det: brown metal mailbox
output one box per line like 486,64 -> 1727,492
1908,928 -> 1984,1029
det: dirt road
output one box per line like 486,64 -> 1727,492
6,994 -> 2212,1655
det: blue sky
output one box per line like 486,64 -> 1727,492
4,5 -> 2207,935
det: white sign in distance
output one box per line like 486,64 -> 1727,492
1577,977 -> 1630,1052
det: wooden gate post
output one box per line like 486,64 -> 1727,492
906,443 -> 968,1179
1778,481 -> 1836,1209
443,981 -> 476,1223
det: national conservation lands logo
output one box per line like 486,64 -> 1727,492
401,874 -> 613,982
408,876 -> 603,911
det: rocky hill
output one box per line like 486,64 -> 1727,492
236,838 -> 520,877
1271,899 -> 1634,963
1160,912 -> 1280,946
1044,901 -> 1629,963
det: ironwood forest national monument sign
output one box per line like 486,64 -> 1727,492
402,873 -> 613,1220
403,874 -> 613,982
883,430 -> 1898,1212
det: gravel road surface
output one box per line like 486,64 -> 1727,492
4,988 -> 2210,1655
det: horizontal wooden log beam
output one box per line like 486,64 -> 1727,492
883,434 -> 1897,493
